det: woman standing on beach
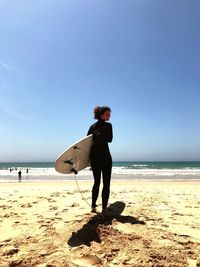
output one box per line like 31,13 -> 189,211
87,106 -> 113,215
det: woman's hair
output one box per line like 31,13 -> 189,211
93,106 -> 111,120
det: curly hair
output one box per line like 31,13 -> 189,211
93,106 -> 111,120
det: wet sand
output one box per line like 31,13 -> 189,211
0,180 -> 200,267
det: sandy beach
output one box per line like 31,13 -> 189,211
0,179 -> 200,267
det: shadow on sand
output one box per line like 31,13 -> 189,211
67,201 -> 145,247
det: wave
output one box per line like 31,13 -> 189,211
128,164 -> 149,168
112,167 -> 200,176
1,166 -> 200,178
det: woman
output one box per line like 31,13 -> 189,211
87,106 -> 113,215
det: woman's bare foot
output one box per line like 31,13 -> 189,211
91,207 -> 97,213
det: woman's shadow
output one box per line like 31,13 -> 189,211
67,201 -> 145,247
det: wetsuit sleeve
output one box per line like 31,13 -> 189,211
87,123 -> 113,143
87,125 -> 100,143
106,123 -> 113,143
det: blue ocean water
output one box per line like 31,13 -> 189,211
0,161 -> 200,170
114,161 -> 200,169
1,161 -> 200,181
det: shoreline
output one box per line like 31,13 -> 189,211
1,177 -> 200,184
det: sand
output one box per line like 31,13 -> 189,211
0,179 -> 200,267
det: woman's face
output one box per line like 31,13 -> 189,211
101,110 -> 111,121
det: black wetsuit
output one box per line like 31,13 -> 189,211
87,119 -> 113,209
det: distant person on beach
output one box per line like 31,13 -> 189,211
18,170 -> 22,182
10,168 -> 12,172
26,168 -> 29,174
87,106 -> 113,216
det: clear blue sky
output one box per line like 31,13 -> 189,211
0,0 -> 200,162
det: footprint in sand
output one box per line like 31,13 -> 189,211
0,205 -> 12,209
71,203 -> 79,207
37,196 -> 46,200
72,255 -> 101,267
55,217 -> 62,220
49,206 -> 58,211
20,203 -> 32,208
55,211 -> 61,216
2,246 -> 19,256
0,238 -> 11,245
50,192 -> 60,197
63,190 -> 73,195
126,201 -> 134,207
47,198 -> 56,203
62,208 -> 68,212
4,211 -> 18,218
37,215 -> 45,220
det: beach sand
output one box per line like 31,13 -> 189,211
0,179 -> 200,267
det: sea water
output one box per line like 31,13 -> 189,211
0,161 -> 200,182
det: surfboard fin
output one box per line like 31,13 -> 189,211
71,168 -> 78,175
73,146 -> 81,150
64,160 -> 73,166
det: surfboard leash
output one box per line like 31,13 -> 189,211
73,173 -> 91,207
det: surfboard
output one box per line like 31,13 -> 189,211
55,134 -> 93,174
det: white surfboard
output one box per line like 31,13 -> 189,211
55,134 -> 93,174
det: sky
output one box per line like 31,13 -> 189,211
0,0 -> 200,162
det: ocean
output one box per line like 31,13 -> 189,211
0,161 -> 200,182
